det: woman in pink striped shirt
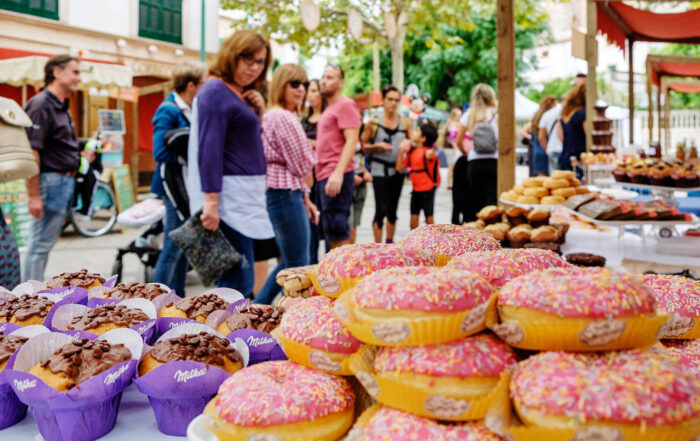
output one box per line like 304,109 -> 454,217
255,64 -> 318,304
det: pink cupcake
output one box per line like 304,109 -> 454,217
402,224 -> 501,265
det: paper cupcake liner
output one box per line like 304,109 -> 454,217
11,280 -> 45,296
336,293 -> 498,347
434,254 -> 452,267
227,329 -> 286,366
348,345 -> 511,421
0,383 -> 27,429
6,328 -> 143,441
489,312 -> 669,351
135,323 -> 249,436
307,269 -> 361,299
0,323 -> 22,334
271,328 -> 357,376
38,286 -> 89,306
658,315 -> 700,340
504,421 -> 700,441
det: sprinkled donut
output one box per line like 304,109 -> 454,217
664,339 -> 700,375
275,296 -> 362,374
352,333 -> 516,420
402,224 -> 501,261
339,266 -> 495,346
447,249 -> 568,287
346,405 -> 506,441
204,360 -> 355,441
511,350 -> 700,428
493,267 -> 663,351
642,274 -> 700,338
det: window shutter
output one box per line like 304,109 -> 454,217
1,0 -> 59,20
138,0 -> 182,44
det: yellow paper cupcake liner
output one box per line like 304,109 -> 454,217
271,329 -> 358,376
348,346 -> 511,422
660,316 -> 700,340
489,310 -> 669,352
505,420 -> 700,441
434,254 -> 452,267
306,269 -> 361,299
336,292 -> 498,347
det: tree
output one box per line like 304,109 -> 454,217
221,0 -> 491,92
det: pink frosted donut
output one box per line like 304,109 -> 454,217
318,243 -> 435,280
511,350 -> 700,426
374,333 -> 516,377
205,361 -> 354,438
353,266 -> 493,313
448,249 -> 569,287
279,296 -> 362,354
498,267 -> 656,318
664,339 -> 700,375
348,406 -> 506,441
642,274 -> 700,317
403,224 -> 501,258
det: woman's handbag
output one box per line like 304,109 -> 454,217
0,97 -> 39,183
168,210 -> 245,286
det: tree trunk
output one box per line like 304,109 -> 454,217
373,40 -> 380,91
389,10 -> 408,92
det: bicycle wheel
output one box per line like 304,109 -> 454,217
70,181 -> 118,237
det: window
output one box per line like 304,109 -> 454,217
0,0 -> 59,20
139,0 -> 182,45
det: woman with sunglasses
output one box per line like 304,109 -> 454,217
186,30 -> 274,298
254,64 -> 318,305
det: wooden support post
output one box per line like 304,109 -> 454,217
585,0 -> 597,152
628,39 -> 634,145
646,59 -> 653,144
21,84 -> 27,107
663,80 -> 671,153
497,0 -> 516,196
657,84 -> 662,149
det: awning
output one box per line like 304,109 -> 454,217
647,54 -> 700,87
0,49 -> 132,89
597,2 -> 700,52
669,82 -> 700,94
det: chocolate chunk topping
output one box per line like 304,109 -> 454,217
67,304 -> 149,331
150,331 -> 242,366
46,269 -> 106,289
225,305 -> 284,333
40,339 -> 131,388
0,295 -> 55,322
172,294 -> 230,320
566,253 -> 606,267
0,335 -> 28,364
105,282 -> 168,301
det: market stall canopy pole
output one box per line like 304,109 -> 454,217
0,55 -> 132,89
497,0 -> 516,196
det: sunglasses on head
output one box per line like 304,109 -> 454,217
289,80 -> 309,89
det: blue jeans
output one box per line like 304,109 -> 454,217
255,190 -> 310,305
548,152 -> 561,173
153,198 -> 188,297
22,173 -> 75,282
217,222 -> 255,298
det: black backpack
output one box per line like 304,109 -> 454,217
161,101 -> 189,160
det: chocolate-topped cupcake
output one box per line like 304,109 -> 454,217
46,269 -> 105,290
67,304 -> 149,335
216,305 -> 284,335
27,339 -> 131,391
158,293 -> 230,323
104,282 -> 168,301
0,295 -> 55,326
138,331 -> 243,376
566,252 -> 606,267
0,335 -> 28,370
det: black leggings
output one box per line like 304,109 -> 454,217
467,158 -> 498,220
451,156 -> 474,224
372,173 -> 405,228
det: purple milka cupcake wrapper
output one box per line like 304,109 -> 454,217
0,291 -> 73,328
86,283 -> 173,309
31,392 -> 123,441
0,382 -> 27,430
227,329 -> 287,365
0,323 -> 22,335
53,319 -> 157,344
38,286 -> 89,306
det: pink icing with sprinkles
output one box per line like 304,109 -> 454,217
214,361 -> 354,427
364,407 -> 506,441
664,339 -> 700,375
352,266 -> 493,312
318,243 -> 435,279
498,267 -> 656,318
402,224 -> 501,258
448,249 -> 569,287
279,296 -> 362,353
511,350 -> 700,425
642,274 -> 700,317
374,333 -> 516,378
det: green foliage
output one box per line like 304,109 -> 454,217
523,77 -> 574,103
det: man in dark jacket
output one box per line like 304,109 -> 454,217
151,61 -> 205,296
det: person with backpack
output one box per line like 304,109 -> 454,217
151,61 -> 205,297
527,95 -> 557,176
539,94 -> 564,173
396,122 -> 440,230
456,84 -> 499,221
360,85 -> 411,244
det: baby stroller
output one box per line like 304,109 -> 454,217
112,199 -> 166,283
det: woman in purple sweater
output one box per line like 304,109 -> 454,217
186,30 -> 273,297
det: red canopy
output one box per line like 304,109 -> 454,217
0,47 -> 123,65
669,82 -> 700,94
597,2 -> 700,52
647,55 -> 700,87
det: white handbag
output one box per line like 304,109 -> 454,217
0,97 -> 39,183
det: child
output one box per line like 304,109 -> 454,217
396,122 -> 440,229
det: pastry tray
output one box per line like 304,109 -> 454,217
498,198 -> 559,210
563,207 -> 700,226
610,181 -> 700,193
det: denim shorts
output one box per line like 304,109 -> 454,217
316,171 -> 354,241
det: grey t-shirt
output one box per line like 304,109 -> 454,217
368,117 -> 407,177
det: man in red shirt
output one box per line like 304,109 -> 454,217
396,122 -> 440,230
315,65 -> 362,248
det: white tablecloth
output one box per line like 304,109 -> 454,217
3,385 -> 185,440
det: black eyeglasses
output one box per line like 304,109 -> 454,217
289,80 -> 309,89
240,53 -> 266,68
